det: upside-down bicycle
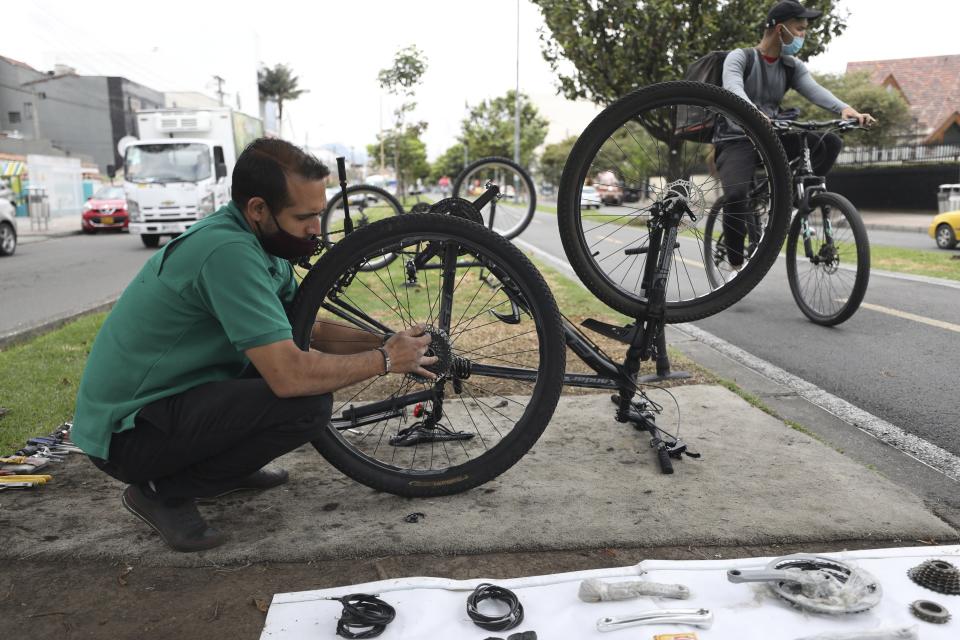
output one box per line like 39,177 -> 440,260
291,82 -> 792,497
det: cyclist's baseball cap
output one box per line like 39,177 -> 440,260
765,1 -> 822,27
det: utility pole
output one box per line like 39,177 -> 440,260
513,0 -> 521,165
212,75 -> 226,106
379,96 -> 385,173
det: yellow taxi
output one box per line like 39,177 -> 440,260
929,210 -> 960,249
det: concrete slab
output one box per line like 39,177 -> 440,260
1,386 -> 954,568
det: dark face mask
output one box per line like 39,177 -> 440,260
254,209 -> 320,262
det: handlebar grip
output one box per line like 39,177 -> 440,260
336,157 -> 347,183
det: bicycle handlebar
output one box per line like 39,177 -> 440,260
771,119 -> 864,133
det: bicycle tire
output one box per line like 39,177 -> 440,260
558,81 -> 792,322
702,196 -> 726,290
321,185 -> 404,270
453,156 -> 536,239
786,191 -> 870,326
289,214 -> 565,497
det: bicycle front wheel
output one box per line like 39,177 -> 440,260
288,214 -> 565,497
453,157 -> 536,239
558,81 -> 792,322
786,192 -> 870,326
322,185 -> 404,269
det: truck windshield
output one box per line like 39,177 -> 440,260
125,143 -> 212,184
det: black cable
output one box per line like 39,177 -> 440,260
466,583 -> 524,632
328,593 -> 395,639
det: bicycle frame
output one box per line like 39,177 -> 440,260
326,181 -> 698,472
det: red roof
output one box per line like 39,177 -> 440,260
846,54 -> 960,143
0,55 -> 41,73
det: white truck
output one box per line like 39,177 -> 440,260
122,107 -> 263,247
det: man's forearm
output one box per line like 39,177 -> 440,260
310,319 -> 384,355
286,348 -> 386,396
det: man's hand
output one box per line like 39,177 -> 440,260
841,107 -> 877,127
383,324 -> 438,379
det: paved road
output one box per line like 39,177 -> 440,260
516,210 -> 960,458
0,231 -> 161,336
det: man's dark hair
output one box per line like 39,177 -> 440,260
231,138 -> 330,213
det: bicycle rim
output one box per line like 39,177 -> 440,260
322,185 -> 404,270
289,214 -> 564,496
454,157 -> 536,239
558,81 -> 791,322
786,192 -> 870,326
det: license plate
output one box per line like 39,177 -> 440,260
101,216 -> 114,225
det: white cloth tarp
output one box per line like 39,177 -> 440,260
261,546 -> 959,639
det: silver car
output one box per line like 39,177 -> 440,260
0,196 -> 17,256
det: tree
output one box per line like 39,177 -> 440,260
378,45 -> 428,196
430,143 -> 467,183
461,91 -> 550,168
367,122 -> 430,192
532,0 -> 847,106
780,71 -> 912,146
538,136 -> 578,186
258,64 -> 308,138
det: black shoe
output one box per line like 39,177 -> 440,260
121,485 -> 228,552
210,466 -> 289,498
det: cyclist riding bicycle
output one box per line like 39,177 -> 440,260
716,0 -> 876,268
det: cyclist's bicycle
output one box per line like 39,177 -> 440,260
290,82 -> 792,498
702,119 -> 871,326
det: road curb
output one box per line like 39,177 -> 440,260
0,297 -> 118,350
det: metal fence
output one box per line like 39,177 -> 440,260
837,144 -> 960,166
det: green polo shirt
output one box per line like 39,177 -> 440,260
72,201 -> 298,459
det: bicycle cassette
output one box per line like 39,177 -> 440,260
407,327 -> 453,384
907,559 -> 960,595
727,554 -> 882,614
428,197 -> 484,225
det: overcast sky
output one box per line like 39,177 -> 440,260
6,0 -> 959,161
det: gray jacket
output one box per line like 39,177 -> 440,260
716,48 -> 849,141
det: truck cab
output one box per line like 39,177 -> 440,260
124,108 -> 261,248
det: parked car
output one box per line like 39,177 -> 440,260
929,209 -> 960,249
82,185 -> 128,233
0,196 -> 16,256
581,185 -> 601,209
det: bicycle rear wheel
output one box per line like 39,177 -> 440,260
558,81 -> 791,322
288,214 -> 565,497
453,157 -> 536,239
703,193 -> 769,290
786,192 -> 870,326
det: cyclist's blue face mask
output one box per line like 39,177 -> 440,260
779,25 -> 804,56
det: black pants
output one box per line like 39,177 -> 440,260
715,131 -> 842,265
90,378 -> 332,500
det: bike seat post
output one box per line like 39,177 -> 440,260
336,156 -> 353,235
471,183 -> 501,212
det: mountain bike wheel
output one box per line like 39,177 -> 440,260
786,192 -> 870,326
703,194 -> 769,290
558,81 -> 791,322
321,185 -> 404,270
288,214 -> 565,497
453,157 -> 536,239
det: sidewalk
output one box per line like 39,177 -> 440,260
858,209 -> 935,233
14,214 -> 82,244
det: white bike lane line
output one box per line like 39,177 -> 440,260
513,234 -> 960,483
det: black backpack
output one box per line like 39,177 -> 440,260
675,48 -> 793,141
